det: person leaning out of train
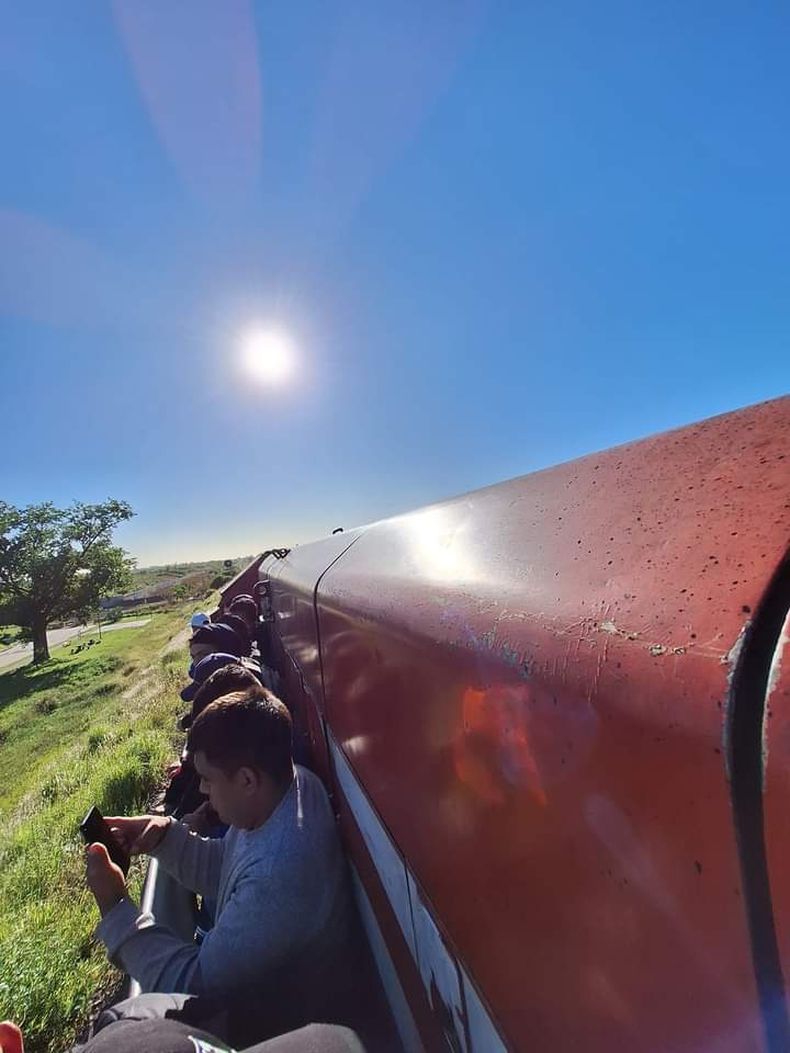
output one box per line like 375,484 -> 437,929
84,686 -> 356,1040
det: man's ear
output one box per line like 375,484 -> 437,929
236,766 -> 262,794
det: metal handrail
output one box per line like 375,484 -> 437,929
125,855 -> 198,999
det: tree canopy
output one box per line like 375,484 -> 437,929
0,499 -> 135,663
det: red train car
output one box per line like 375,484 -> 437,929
233,396 -> 789,1053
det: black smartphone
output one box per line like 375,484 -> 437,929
79,805 -> 130,875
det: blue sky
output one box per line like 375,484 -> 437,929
0,1 -> 787,566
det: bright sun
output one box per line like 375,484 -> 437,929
240,328 -> 296,385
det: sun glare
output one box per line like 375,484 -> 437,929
241,328 -> 296,385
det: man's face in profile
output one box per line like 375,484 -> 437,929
193,749 -> 265,828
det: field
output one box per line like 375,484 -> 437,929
0,608 -> 194,1053
129,556 -> 254,590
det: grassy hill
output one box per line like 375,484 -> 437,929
0,607 -> 194,1052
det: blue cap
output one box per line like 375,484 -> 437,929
180,652 -> 240,703
190,621 -> 245,657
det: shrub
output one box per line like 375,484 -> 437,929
91,680 -> 120,698
86,727 -> 109,754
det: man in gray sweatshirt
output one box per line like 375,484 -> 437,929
85,687 -> 355,1036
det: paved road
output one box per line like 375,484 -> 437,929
0,618 -> 151,672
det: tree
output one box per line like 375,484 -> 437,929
0,499 -> 135,664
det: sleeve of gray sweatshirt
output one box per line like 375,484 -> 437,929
93,821 -> 226,995
94,771 -> 341,999
149,818 -> 226,899
94,856 -> 297,997
94,897 -> 204,994
94,821 -> 304,997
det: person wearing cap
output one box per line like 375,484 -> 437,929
216,613 -> 253,656
186,626 -> 262,693
226,595 -> 283,691
180,654 -> 262,715
166,659 -> 264,821
227,596 -> 258,638
188,623 -> 245,671
190,612 -> 211,630
85,687 -> 356,1040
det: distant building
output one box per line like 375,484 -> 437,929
101,577 -> 181,609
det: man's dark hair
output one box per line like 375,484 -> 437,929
228,595 -> 258,631
188,686 -> 293,787
188,663 -> 261,727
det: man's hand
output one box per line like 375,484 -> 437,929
0,1021 -> 24,1053
105,814 -> 171,856
85,843 -> 127,916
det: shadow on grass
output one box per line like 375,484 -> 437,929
0,659 -> 85,712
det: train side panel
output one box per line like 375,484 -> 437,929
264,396 -> 790,1051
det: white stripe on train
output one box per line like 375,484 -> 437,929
329,732 -> 508,1053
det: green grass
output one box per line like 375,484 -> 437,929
0,613 -> 187,816
0,624 -> 23,648
0,609 -> 192,1053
